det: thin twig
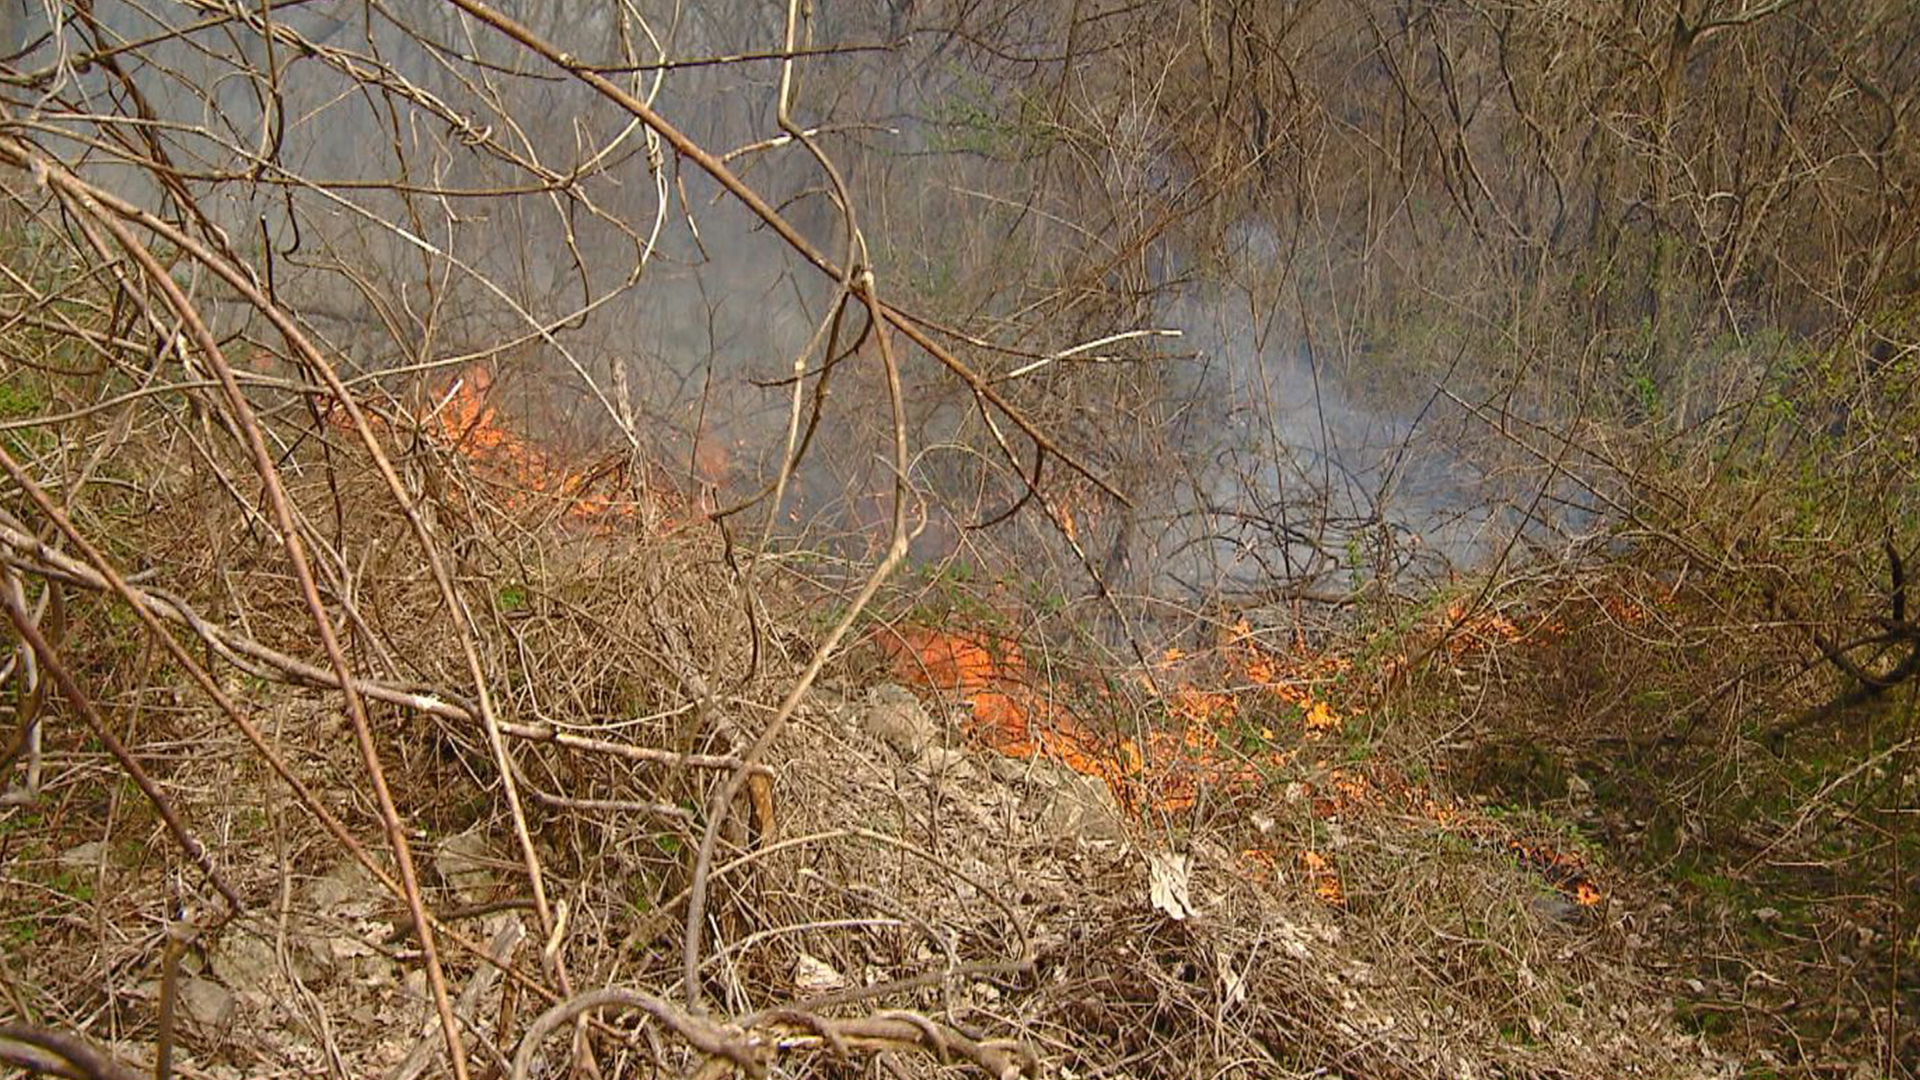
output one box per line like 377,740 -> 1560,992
0,568 -> 242,913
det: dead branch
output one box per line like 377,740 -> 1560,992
0,1023 -> 147,1080
0,566 -> 243,913
509,988 -> 1038,1080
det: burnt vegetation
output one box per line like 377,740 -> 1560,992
0,0 -> 1917,1077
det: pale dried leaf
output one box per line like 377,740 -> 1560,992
1148,851 -> 1195,920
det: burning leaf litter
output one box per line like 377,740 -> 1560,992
878,607 -> 1611,911
353,360 -> 1639,917
346,364 -> 717,528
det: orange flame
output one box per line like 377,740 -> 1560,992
370,365 -> 727,530
1299,848 -> 1344,904
429,368 -> 638,522
877,617 -> 1606,910
877,623 -> 1314,816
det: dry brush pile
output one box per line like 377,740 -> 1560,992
0,367 -> 1733,1080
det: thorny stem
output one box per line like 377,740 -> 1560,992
443,0 -> 1129,511
30,163 -> 474,1080
0,569 -> 242,914
679,269 -> 914,1010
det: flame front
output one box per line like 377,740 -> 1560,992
878,602 -> 1617,910
876,621 -> 1348,817
431,368 -> 637,522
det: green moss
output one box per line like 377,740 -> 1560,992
37,867 -> 96,904
0,808 -> 43,834
1674,1002 -> 1734,1037
0,379 -> 43,419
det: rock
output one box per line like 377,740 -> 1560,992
434,830 -> 496,904
177,977 -> 235,1036
921,745 -> 977,781
348,947 -> 400,988
1148,852 -> 1195,920
861,684 -> 937,759
302,857 -> 378,916
987,755 -> 1035,783
1530,893 -> 1584,925
209,934 -> 279,1005
58,841 -> 109,869
791,952 -> 848,994
288,858 -> 385,980
1026,762 -> 1126,842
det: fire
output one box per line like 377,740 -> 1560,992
892,628 -> 1002,694
430,368 -> 639,522
1050,484 -> 1096,545
1292,763 -> 1606,910
1212,619 -> 1356,734
1299,849 -> 1344,905
1302,700 -> 1340,732
876,619 -> 1345,817
349,364 -> 717,530
878,626 -> 1129,787
367,363 -> 1630,912
1441,600 -> 1525,655
870,558 -> 1676,910
878,618 -> 1607,911
1602,594 -> 1648,625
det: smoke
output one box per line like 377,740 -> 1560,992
7,0 -> 842,480
1,0 -> 1583,615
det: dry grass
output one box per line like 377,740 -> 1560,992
0,423 -> 1740,1078
1409,546 -> 1920,1076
